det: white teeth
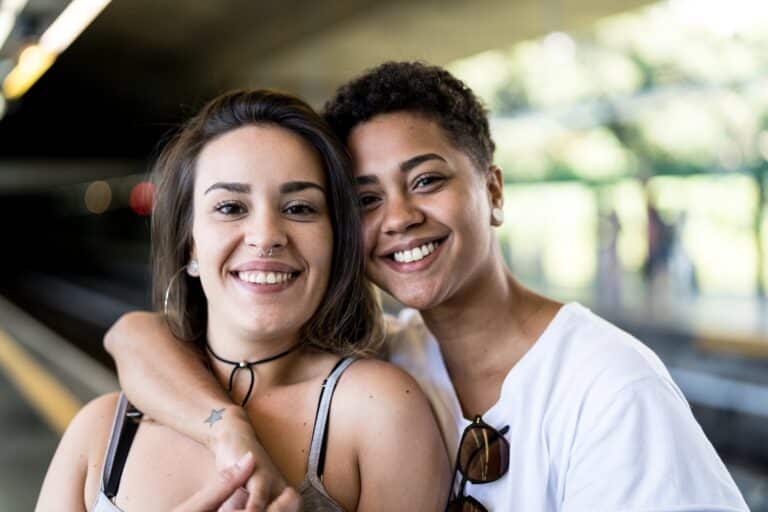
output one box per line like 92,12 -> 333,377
393,241 -> 440,263
237,271 -> 294,284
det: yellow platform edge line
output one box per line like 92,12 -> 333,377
0,327 -> 83,435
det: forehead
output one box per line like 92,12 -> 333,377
347,112 -> 461,175
195,124 -> 325,188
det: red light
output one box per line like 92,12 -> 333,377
129,181 -> 154,216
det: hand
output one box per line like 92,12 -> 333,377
173,452 -> 302,512
172,452 -> 252,512
210,412 -> 302,511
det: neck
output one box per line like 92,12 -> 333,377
420,250 -> 560,401
205,318 -> 304,399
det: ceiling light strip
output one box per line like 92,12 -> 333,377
39,0 -> 111,54
2,0 -> 111,99
0,0 -> 29,50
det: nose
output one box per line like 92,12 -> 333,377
244,206 -> 288,254
381,194 -> 425,235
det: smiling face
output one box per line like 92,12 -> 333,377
349,112 -> 503,311
191,124 -> 332,344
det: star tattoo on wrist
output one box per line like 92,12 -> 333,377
204,408 -> 225,427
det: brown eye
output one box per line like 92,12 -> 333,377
283,202 -> 318,216
413,175 -> 444,190
359,194 -> 381,209
214,201 -> 246,215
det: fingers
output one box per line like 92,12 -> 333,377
243,477 -> 300,512
242,474 -> 273,511
217,488 -> 249,512
172,452 -> 255,512
265,487 -> 302,512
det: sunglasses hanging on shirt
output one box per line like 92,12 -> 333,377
446,415 -> 510,512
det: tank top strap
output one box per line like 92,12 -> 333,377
100,393 -> 142,499
305,357 -> 357,486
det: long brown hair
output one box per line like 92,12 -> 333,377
152,89 -> 382,356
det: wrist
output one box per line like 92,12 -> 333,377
206,408 -> 271,475
205,405 -> 251,450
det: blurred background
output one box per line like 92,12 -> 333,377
1,0 -> 768,510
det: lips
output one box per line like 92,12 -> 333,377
379,235 -> 448,273
234,270 -> 298,284
231,261 -> 300,273
229,260 -> 302,290
381,236 -> 448,261
391,240 -> 440,263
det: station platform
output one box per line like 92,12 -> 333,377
2,276 -> 768,511
0,294 -> 117,511
541,278 -> 768,361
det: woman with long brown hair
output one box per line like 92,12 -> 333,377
35,89 -> 449,512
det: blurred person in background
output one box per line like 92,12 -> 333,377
644,197 -> 674,302
35,90 -> 449,512
597,209 -> 622,309
105,63 -> 748,512
669,211 -> 698,300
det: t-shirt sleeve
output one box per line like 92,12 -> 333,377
562,375 -> 748,512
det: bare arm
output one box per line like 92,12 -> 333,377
104,312 -> 297,510
104,312 -> 238,446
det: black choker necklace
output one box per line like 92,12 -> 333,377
206,342 -> 303,406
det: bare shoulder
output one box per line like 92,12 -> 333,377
329,360 -> 450,511
73,393 -> 121,486
333,358 -> 433,422
66,392 -> 120,453
73,392 -> 121,447
79,391 -> 121,420
35,392 -> 121,512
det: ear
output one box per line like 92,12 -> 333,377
486,165 -> 505,226
486,165 -> 504,204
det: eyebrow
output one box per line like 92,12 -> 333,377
400,153 -> 446,173
355,153 -> 447,186
203,181 -> 325,195
279,181 -> 325,194
204,182 -> 250,195
355,175 -> 379,186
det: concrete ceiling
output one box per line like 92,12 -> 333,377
0,0 -> 655,160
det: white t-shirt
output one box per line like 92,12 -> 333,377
385,303 -> 748,512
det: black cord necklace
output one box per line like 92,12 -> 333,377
206,341 -> 303,406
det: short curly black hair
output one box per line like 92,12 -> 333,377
323,61 -> 495,169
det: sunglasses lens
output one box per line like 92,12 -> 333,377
447,496 -> 488,512
458,424 -> 509,482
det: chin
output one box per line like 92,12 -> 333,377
233,311 -> 299,337
243,323 -> 298,341
386,283 -> 445,312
